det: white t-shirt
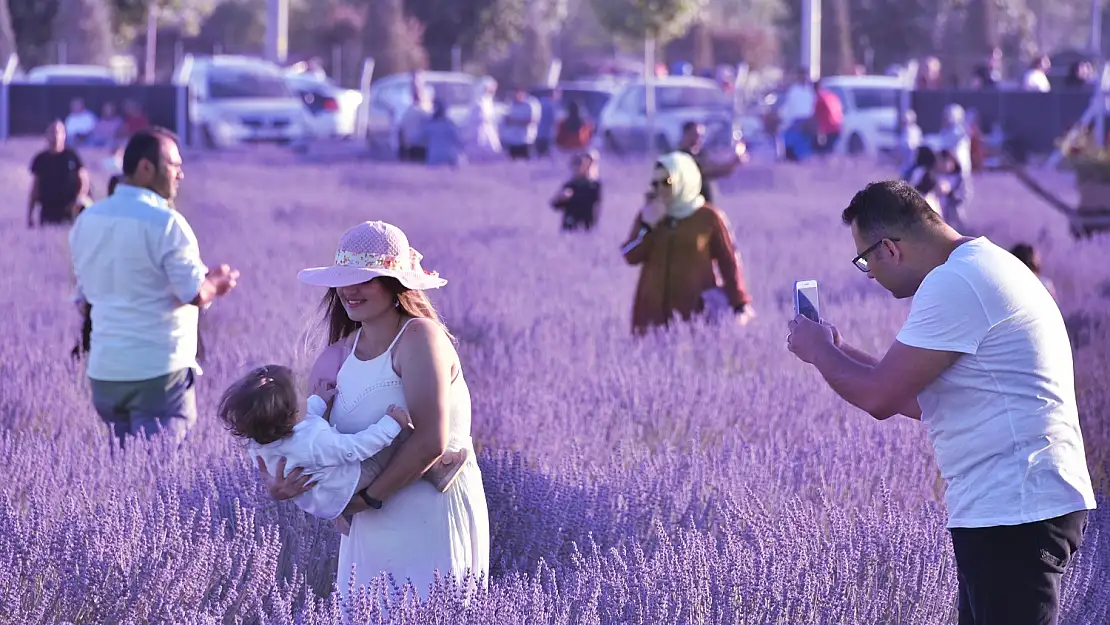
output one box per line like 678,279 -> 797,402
1023,69 -> 1051,92
249,394 -> 403,520
896,237 -> 1096,528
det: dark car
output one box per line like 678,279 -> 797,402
529,81 -> 618,123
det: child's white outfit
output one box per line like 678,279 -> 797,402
248,394 -> 402,519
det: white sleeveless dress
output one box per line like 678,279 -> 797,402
330,319 -> 490,599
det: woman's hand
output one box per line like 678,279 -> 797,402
640,198 -> 666,226
256,456 -> 315,501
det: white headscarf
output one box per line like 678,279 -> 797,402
656,151 -> 705,221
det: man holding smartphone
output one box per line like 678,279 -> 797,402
785,180 -> 1095,625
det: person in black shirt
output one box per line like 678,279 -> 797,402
29,120 -> 88,227
677,121 -> 744,205
550,150 -> 602,232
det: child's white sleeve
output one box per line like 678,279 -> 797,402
310,415 -> 404,468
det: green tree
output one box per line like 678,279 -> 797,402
404,0 -> 528,70
589,0 -> 707,48
0,0 -> 16,64
54,0 -> 115,65
363,0 -> 427,77
10,0 -> 57,67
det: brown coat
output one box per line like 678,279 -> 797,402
622,204 -> 751,334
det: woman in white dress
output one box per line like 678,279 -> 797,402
256,221 -> 490,601
465,77 -> 502,161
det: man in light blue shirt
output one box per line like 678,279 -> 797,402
501,88 -> 541,160
70,128 -> 239,447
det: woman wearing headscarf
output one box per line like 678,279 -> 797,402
621,151 -> 753,334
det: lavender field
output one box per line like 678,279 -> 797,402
1,140 -> 1107,624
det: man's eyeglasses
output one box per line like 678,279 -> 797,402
852,238 -> 900,272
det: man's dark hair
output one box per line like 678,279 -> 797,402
217,364 -> 300,445
121,127 -> 179,177
682,120 -> 700,133
841,179 -> 944,237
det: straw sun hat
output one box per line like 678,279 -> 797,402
297,221 -> 447,290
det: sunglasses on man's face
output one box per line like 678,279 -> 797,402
852,237 -> 901,272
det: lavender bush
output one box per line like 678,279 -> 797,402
0,142 -> 1106,623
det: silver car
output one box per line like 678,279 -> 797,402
362,71 -> 490,154
596,76 -> 740,154
183,55 -> 312,148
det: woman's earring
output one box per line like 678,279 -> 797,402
393,297 -> 401,308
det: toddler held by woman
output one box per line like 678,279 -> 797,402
218,364 -> 467,522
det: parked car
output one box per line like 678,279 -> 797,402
362,70 -> 490,153
182,55 -> 312,149
595,76 -> 741,154
285,73 -> 362,139
22,64 -> 119,85
817,75 -> 903,156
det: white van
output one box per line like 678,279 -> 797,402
182,55 -> 311,148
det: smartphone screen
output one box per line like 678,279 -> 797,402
796,282 -> 820,322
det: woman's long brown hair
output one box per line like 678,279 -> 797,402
323,277 -> 454,346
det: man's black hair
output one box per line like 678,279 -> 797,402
682,120 -> 700,133
121,127 -> 179,177
841,179 -> 943,237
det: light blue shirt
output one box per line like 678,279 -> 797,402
69,184 -> 208,382
501,96 -> 541,146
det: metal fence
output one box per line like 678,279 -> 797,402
907,88 -> 1095,156
0,83 -> 188,140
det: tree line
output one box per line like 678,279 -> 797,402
0,0 -> 1103,87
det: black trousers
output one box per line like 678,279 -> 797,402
950,510 -> 1088,625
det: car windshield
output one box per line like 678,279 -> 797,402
44,75 -> 115,85
562,89 -> 612,119
426,80 -> 475,107
655,85 -> 729,110
851,87 -> 899,110
209,67 -> 291,99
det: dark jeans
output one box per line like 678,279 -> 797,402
507,144 -> 531,160
950,510 -> 1089,625
814,131 -> 840,155
90,368 -> 198,448
398,145 -> 427,162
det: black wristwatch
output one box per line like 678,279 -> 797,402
358,489 -> 383,509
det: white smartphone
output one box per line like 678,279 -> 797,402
794,280 -> 820,323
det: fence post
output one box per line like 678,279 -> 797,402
0,54 -> 19,141
355,57 -> 375,140
173,54 -> 194,146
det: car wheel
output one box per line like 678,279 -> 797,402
604,131 -> 620,154
201,124 -> 218,150
847,133 -> 865,155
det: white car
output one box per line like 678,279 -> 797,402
595,76 -> 740,154
285,74 -> 362,139
182,55 -> 312,149
362,70 -> 488,154
22,64 -> 119,85
819,75 -> 903,156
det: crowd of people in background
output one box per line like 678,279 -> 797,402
914,47 -> 1097,92
394,74 -> 595,168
